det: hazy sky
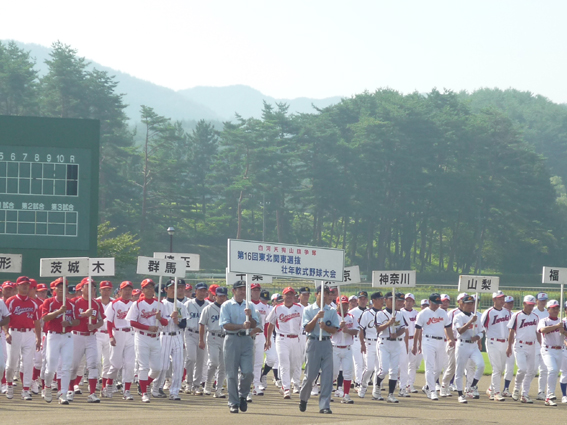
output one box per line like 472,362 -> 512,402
2,0 -> 566,102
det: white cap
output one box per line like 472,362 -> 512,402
457,292 -> 468,301
348,295 -> 358,301
271,293 -> 280,301
421,299 -> 430,305
405,293 -> 415,301
504,296 -> 514,303
440,294 -> 450,301
537,292 -> 548,301
546,299 -> 560,308
492,290 -> 505,298
523,295 -> 536,305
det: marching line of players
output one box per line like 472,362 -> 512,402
0,275 -> 566,411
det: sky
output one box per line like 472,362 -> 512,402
1,0 -> 566,102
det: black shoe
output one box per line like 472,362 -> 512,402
319,408 -> 332,414
299,400 -> 307,412
158,388 -> 166,396
239,396 -> 248,412
137,383 -> 142,396
230,405 -> 239,413
330,398 -> 334,402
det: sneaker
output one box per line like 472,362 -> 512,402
239,396 -> 248,412
123,390 -> 133,400
549,393 -> 557,401
260,375 -> 267,390
399,388 -> 411,398
512,388 -> 520,401
449,384 -> 457,392
74,385 -> 82,395
252,388 -> 264,396
471,385 -> 480,399
203,389 -> 212,396
545,398 -> 557,406
183,385 -> 192,394
293,386 -> 300,394
435,384 -> 441,392
21,390 -> 32,400
335,387 -> 344,398
486,387 -> 492,396
229,404 -> 239,413
440,386 -> 449,397
494,392 -> 505,402
163,379 -> 171,391
141,393 -> 150,403
6,386 -> 14,399
386,393 -> 399,403
489,393 -> 494,400
214,390 -> 226,398
465,388 -> 474,399
342,394 -> 354,404
44,389 -> 53,403
371,389 -> 384,401
101,387 -> 113,398
521,395 -> 533,404
408,385 -> 418,394
562,396 -> 567,403
537,392 -> 546,400
502,388 -> 512,397
58,393 -> 69,405
358,387 -> 367,398
283,389 -> 291,399
299,400 -> 307,412
422,387 -> 431,398
458,395 -> 468,404
430,391 -> 439,401
169,394 -> 181,401
67,391 -> 74,402
246,394 -> 252,403
275,380 -> 282,388
31,380 -> 39,395
194,388 -> 203,396
311,385 -> 319,396
87,393 -> 101,403
151,390 -> 166,398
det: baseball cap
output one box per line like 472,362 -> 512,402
250,283 -> 261,290
282,287 -> 296,295
546,299 -> 560,308
504,296 -> 514,303
36,283 -> 48,292
176,278 -> 186,286
141,278 -> 155,288
260,290 -> 270,301
16,276 -> 30,285
75,282 -> 84,291
462,295 -> 475,303
299,287 -> 311,294
421,299 -> 430,306
209,284 -> 219,292
440,294 -> 450,301
457,293 -> 468,302
120,281 -> 134,289
358,291 -> 368,298
395,292 -> 405,300
371,291 -> 383,300
28,278 -> 38,289
429,293 -> 442,305
185,284 -> 193,290
196,282 -> 208,290
349,295 -> 358,301
165,279 -> 177,288
316,285 -> 329,293
492,290 -> 505,298
337,295 -> 349,304
232,280 -> 245,289
100,281 -> 113,289
271,293 -> 280,301
132,289 -> 141,296
276,294 -> 284,303
384,291 -> 393,299
216,286 -> 228,296
537,292 -> 548,301
2,281 -> 15,289
81,277 -> 96,286
523,295 -> 536,305
405,293 -> 415,301
50,278 -> 64,289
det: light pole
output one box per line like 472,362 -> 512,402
167,227 -> 175,253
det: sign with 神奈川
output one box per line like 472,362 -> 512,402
372,270 -> 416,287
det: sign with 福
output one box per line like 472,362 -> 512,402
153,252 -> 200,271
40,257 -> 89,277
0,253 -> 22,273
372,270 -> 416,287
228,239 -> 345,282
136,256 -> 185,278
322,265 -> 361,286
542,267 -> 567,285
225,269 -> 273,285
457,275 -> 500,293
89,258 -> 115,276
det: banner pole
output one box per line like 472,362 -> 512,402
319,280 -> 324,341
245,274 -> 250,335
62,275 -> 66,333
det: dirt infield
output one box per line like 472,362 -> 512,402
1,374 -> 563,425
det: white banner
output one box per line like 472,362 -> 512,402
0,253 -> 22,273
40,257 -> 90,277
153,252 -> 200,271
372,270 -> 416,288
542,267 -> 567,285
458,275 -> 500,293
322,265 -> 361,286
136,256 -> 186,278
89,258 -> 115,277
228,239 -> 345,282
225,268 -> 273,285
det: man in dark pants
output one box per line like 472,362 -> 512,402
299,285 -> 340,414
220,280 -> 259,414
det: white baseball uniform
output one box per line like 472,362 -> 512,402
251,299 -> 270,392
105,298 -> 135,386
452,311 -> 484,392
0,299 -> 11,380
200,301 -> 226,392
376,308 -> 407,390
332,312 -> 357,381
508,310 -> 539,397
349,306 -> 366,385
441,308 -> 460,389
183,298 -> 209,391
95,297 -> 113,382
533,307 -> 549,395
400,307 -> 418,390
481,306 -> 511,395
358,307 -> 381,393
538,315 -> 565,398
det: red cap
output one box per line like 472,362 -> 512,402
75,282 -> 84,291
337,295 -> 349,304
132,289 -> 141,296
16,276 -> 30,285
141,278 -> 155,288
209,284 -> 219,292
3,281 -> 16,289
50,278 -> 64,289
36,283 -> 48,292
282,287 -> 296,295
120,281 -> 134,289
185,284 -> 193,290
81,277 -> 96,286
100,280 -> 113,289
251,283 -> 261,290
28,278 -> 38,288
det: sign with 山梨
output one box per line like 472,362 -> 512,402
458,275 -> 499,293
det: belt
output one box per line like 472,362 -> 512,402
279,334 -> 299,338
161,331 -> 181,336
546,345 -> 562,350
9,328 -> 33,332
489,338 -> 506,343
139,331 -> 158,338
365,338 -> 378,341
519,340 -> 534,345
186,328 -> 198,334
383,337 -> 403,342
227,331 -> 250,337
72,331 -> 95,336
98,330 -> 109,334
335,345 -> 350,349
209,332 -> 225,338
116,328 -> 132,332
47,331 -> 66,335
459,339 -> 474,343
425,335 -> 443,340
308,336 -> 330,341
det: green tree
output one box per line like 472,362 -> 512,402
0,41 -> 39,115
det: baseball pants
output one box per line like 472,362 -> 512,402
514,343 -> 536,397
6,330 -> 35,388
205,334 -> 225,392
224,334 -> 254,407
441,344 -> 455,388
300,338 -> 333,410
486,339 -> 508,394
264,333 -> 278,368
559,349 -> 567,387
44,333 -> 73,393
360,339 -> 378,390
407,338 -> 421,389
156,333 -> 184,395
541,347 -> 562,398
253,333 -> 266,391
504,349 -> 515,384
107,329 -> 135,384
351,337 -> 365,385
377,339 -> 400,383
454,341 -> 484,391
135,333 -> 161,381
398,340 -> 409,389
276,335 -> 302,391
422,337 -> 446,393
333,346 -> 354,380
184,330 -> 206,390
70,334 -> 99,383
293,332 -> 307,388
0,332 -> 5,381
96,331 -> 112,379
535,345 -> 548,395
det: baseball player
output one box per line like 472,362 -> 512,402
559,302 -> 567,403
155,279 -> 188,400
105,281 -> 135,400
4,276 -> 41,401
331,295 -> 358,404
506,295 -> 541,403
537,299 -> 565,406
502,295 -> 516,397
440,293 -> 467,396
97,280 -> 114,397
132,289 -> 141,302
41,278 -> 79,404
400,293 -> 419,394
184,284 -> 193,299
294,287 -> 310,392
261,294 -> 281,390
27,279 -> 43,395
265,287 -> 303,399
0,281 -> 14,395
126,278 -> 168,403
0,294 -> 10,392
348,290 -> 368,388
199,285 -> 227,398
206,285 -> 218,303
533,292 -> 549,400
481,290 -> 510,401
413,293 -> 454,401
183,281 -> 209,395
250,283 -> 270,396
357,291 -> 383,399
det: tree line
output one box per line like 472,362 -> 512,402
2,40 -> 567,276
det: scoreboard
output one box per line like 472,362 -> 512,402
0,116 -> 99,278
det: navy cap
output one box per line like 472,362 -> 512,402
195,282 -> 208,290
395,292 -> 405,300
371,291 -> 383,300
299,287 -> 311,294
384,291 -> 393,299
216,286 -> 228,296
358,291 -> 368,298
165,279 -> 176,288
316,285 -> 329,293
232,280 -> 246,289
429,293 -> 442,305
260,289 -> 270,301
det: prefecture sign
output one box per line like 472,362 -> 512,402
153,252 -> 200,271
458,275 -> 500,293
323,265 -> 361,286
0,253 -> 22,273
225,268 -> 273,285
40,257 -> 89,277
372,270 -> 416,287
89,258 -> 115,277
227,239 -> 345,282
137,256 -> 185,278
542,267 -> 567,284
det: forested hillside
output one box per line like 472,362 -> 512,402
1,40 -> 567,274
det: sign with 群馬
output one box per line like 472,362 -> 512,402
457,275 -> 500,293
372,270 -> 416,287
153,252 -> 200,271
137,256 -> 185,278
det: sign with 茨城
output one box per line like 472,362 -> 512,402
227,239 -> 345,282
137,256 -> 185,278
225,268 -> 273,285
89,258 -> 115,277
457,275 -> 500,293
542,267 -> 567,285
153,252 -> 200,271
372,270 -> 416,287
40,257 -> 89,277
322,266 -> 361,286
0,253 -> 22,273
